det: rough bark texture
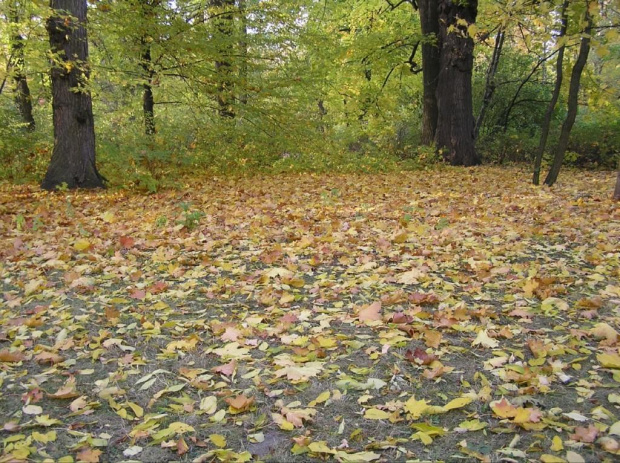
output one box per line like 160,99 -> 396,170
212,0 -> 235,118
9,2 -> 35,131
533,0 -> 568,185
434,0 -> 479,166
614,170 -> 620,200
418,0 -> 440,145
544,8 -> 592,187
42,0 -> 105,190
474,28 -> 504,140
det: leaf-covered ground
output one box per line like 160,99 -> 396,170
0,167 -> 619,463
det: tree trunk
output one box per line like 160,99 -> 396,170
434,0 -> 479,166
544,7 -> 592,187
42,0 -> 105,191
533,0 -> 568,185
141,40 -> 156,135
474,28 -> 504,140
9,1 -> 35,131
417,0 -> 440,145
238,0 -> 248,106
614,170 -> 620,201
212,0 -> 235,118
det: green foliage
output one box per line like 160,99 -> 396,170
0,0 -> 618,185
178,202 -> 204,231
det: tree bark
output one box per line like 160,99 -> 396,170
141,40 -> 156,135
42,0 -> 105,190
212,0 -> 235,118
238,0 -> 248,106
434,0 -> 479,166
417,0 -> 440,145
544,6 -> 592,187
474,27 -> 504,140
9,1 -> 35,131
614,170 -> 620,201
533,0 -> 568,185
139,0 -> 159,135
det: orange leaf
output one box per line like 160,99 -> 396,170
358,301 -> 382,322
225,394 -> 254,411
212,360 -> 236,377
0,349 -> 25,363
76,448 -> 102,463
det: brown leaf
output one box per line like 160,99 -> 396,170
34,351 -> 64,365
405,347 -> 437,365
0,349 -> 25,363
76,448 -> 102,463
119,235 -> 135,249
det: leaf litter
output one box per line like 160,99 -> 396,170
0,167 -> 618,462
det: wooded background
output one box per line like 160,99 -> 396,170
0,0 -> 618,190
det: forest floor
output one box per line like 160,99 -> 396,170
0,167 -> 619,463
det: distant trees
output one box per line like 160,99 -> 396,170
0,0 -> 615,188
41,0 -> 105,190
7,0 -> 35,131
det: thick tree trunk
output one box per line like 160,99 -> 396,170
544,8 -> 592,187
533,0 -> 568,185
9,2 -> 35,131
474,28 -> 504,140
212,0 -> 235,118
418,0 -> 440,145
614,170 -> 620,201
434,0 -> 479,166
42,0 -> 105,190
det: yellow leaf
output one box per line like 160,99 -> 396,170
597,353 -> 620,369
363,408 -> 391,420
540,455 -> 566,463
404,396 -> 429,419
443,397 -> 472,411
334,450 -> 381,462
209,434 -> 227,448
455,419 -> 487,431
413,431 -> 433,445
472,329 -> 499,349
168,422 -> 195,434
609,421 -> 620,436
127,402 -> 144,418
32,430 -> 57,443
551,435 -> 564,451
200,396 -> 218,414
309,390 -> 330,407
308,441 -> 334,454
73,239 -> 91,252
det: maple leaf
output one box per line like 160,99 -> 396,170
48,376 -> 79,399
274,362 -> 324,382
76,448 -> 102,463
358,301 -> 382,322
405,347 -> 437,365
472,330 -> 499,348
212,360 -> 236,377
570,424 -> 598,443
225,394 -> 255,413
